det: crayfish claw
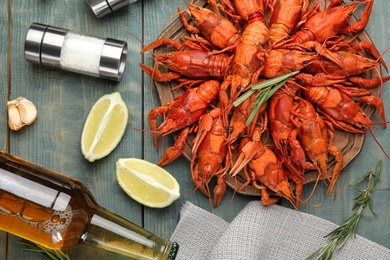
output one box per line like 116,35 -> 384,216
261,189 -> 280,206
213,175 -> 227,207
157,146 -> 182,166
325,144 -> 343,196
140,63 -> 182,83
148,108 -> 161,150
191,164 -> 210,197
157,127 -> 190,166
141,38 -> 182,54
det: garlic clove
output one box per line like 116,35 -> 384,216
7,97 -> 38,131
7,103 -> 24,131
17,97 -> 38,125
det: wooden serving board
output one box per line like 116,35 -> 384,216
152,0 -> 381,196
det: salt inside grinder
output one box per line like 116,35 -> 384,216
24,22 -> 127,82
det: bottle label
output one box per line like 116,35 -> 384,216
0,168 -> 73,237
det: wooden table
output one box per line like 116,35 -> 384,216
1,0 -> 389,259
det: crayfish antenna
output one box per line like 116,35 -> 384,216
286,195 -> 302,219
187,184 -> 208,206
229,182 -> 238,210
205,182 -> 214,212
331,170 -> 348,201
114,25 -> 143,46
187,185 -> 213,210
160,6 -> 186,34
128,120 -> 158,134
375,47 -> 390,73
367,127 -> 390,160
300,173 -> 324,207
229,166 -> 252,207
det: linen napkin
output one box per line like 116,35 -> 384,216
170,201 -> 390,259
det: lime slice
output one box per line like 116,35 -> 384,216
116,158 -> 180,208
81,92 -> 128,162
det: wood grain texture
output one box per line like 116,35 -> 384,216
1,0 -> 10,258
1,0 -> 389,259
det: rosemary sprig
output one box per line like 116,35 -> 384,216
307,160 -> 390,260
232,71 -> 299,126
19,239 -> 70,260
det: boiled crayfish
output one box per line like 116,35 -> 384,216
191,108 -> 229,207
291,97 -> 343,196
303,85 -> 386,133
149,80 -> 220,165
230,126 -> 296,206
140,0 -> 389,208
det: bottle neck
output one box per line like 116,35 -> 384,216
81,207 -> 178,259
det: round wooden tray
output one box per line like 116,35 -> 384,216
152,0 -> 381,196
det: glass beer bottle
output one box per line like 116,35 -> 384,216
0,151 -> 178,259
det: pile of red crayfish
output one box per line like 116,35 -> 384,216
140,0 -> 389,208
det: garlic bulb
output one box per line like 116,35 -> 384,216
7,97 -> 38,131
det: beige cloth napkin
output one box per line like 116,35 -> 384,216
170,201 -> 390,259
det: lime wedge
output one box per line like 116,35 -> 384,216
116,158 -> 180,208
81,92 -> 128,162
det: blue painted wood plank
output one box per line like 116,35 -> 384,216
0,1 -> 9,257
3,0 -> 144,259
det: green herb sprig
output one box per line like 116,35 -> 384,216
307,160 -> 390,260
232,71 -> 299,126
19,239 -> 70,260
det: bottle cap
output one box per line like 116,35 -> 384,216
168,242 -> 179,260
100,38 -> 128,81
85,0 -> 131,18
24,23 -> 68,68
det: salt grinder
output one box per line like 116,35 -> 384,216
86,0 -> 138,18
24,23 -> 127,82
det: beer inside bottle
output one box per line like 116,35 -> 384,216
0,151 -> 178,259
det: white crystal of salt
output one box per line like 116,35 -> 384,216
60,32 -> 105,76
